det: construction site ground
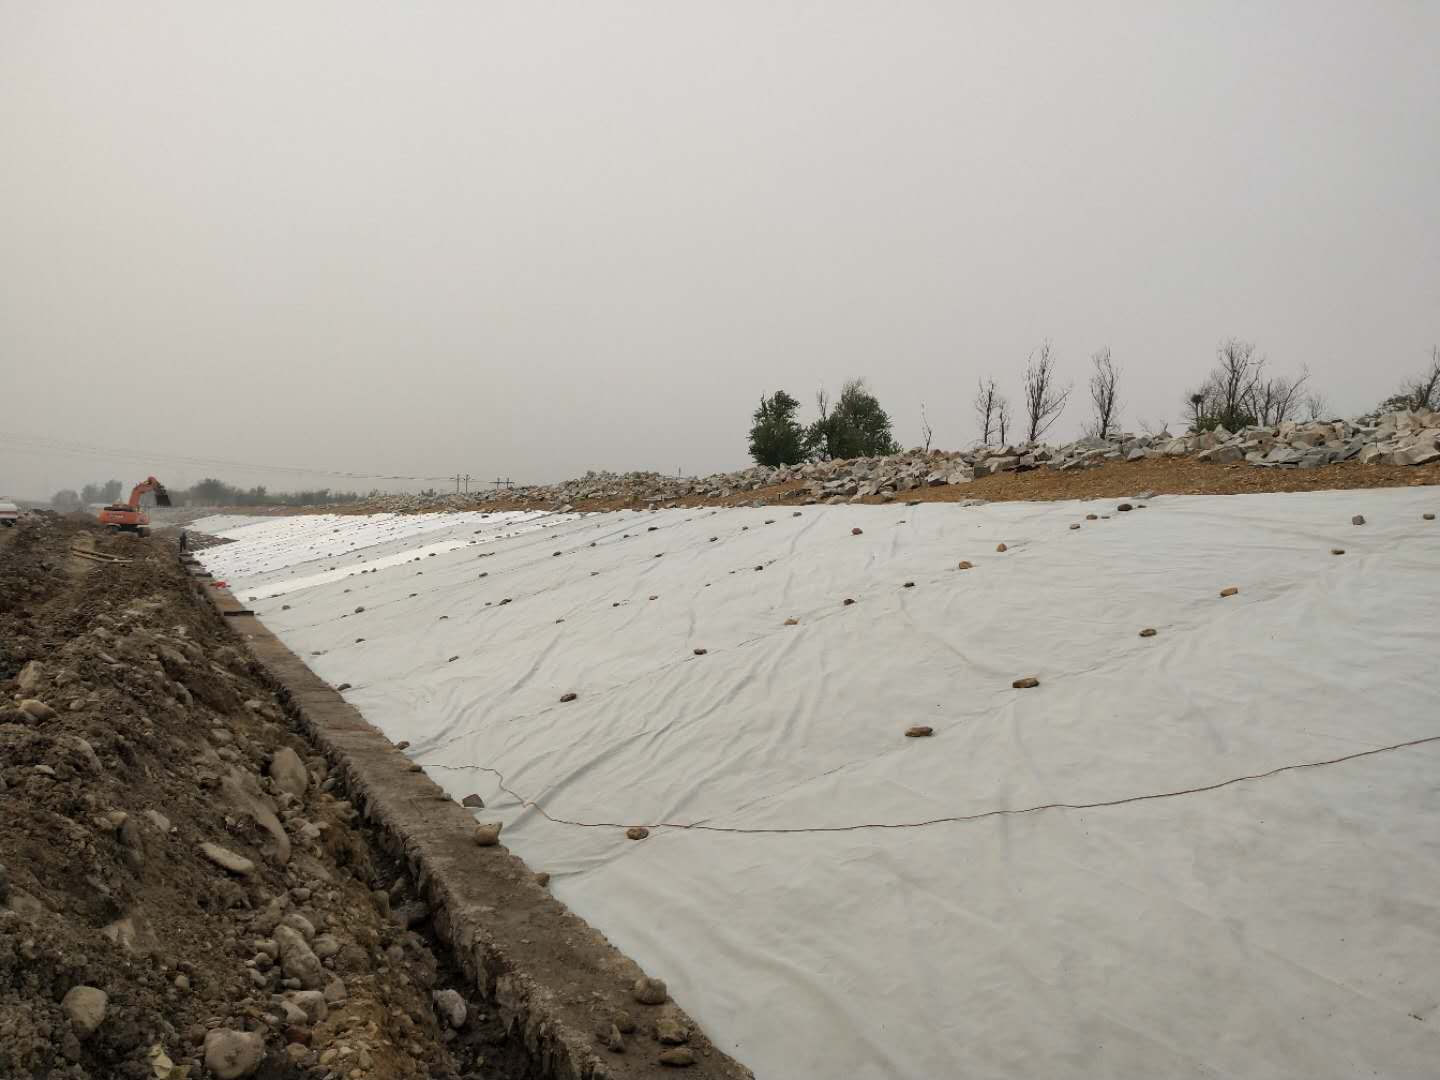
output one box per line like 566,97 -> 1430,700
0,515 -> 530,1079
349,458 -> 1440,515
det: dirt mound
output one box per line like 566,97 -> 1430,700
0,516 -> 524,1078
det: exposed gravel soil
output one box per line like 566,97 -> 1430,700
346,458 -> 1440,515
0,514 -> 530,1079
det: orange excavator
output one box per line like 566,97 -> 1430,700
98,476 -> 171,536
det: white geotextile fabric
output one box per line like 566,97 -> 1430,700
199,489 -> 1440,1079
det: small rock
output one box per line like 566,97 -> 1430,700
1331,548 -> 1345,555
783,617 -> 799,626
18,699 -> 56,721
461,794 -> 485,809
1117,503 -> 1134,512
957,560 -> 973,570
995,543 -> 1008,552
335,683 -> 351,692
1220,587 -> 1239,597
312,934 -> 341,959
626,826 -> 650,841
605,1024 -> 626,1052
1424,513 -> 1435,521
692,648 -> 708,656
433,988 -> 467,1029
474,823 -> 502,846
1069,524 -> 1081,530
613,1010 -> 637,1034
1138,628 -> 1157,638
632,976 -> 668,1005
275,925 -> 325,989
204,1029 -> 265,1079
323,978 -> 348,1005
534,871 -> 551,887
851,527 -> 863,536
659,1046 -> 697,1067
1012,677 -> 1040,689
1352,515 -> 1365,526
62,986 -> 107,1038
842,598 -> 855,606
1085,514 -> 1098,520
16,661 -> 42,694
268,747 -> 309,799
290,990 -> 328,1024
903,581 -> 915,588
905,726 -> 933,738
656,1018 -> 689,1045
200,842 -> 255,877
395,740 -> 411,750
143,809 -> 172,833
560,692 -> 577,703
354,606 -> 365,614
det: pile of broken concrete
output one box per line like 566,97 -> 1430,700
347,406 -> 1440,512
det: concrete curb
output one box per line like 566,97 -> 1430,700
188,568 -> 754,1080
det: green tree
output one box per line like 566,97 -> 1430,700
748,390 -> 807,466
51,489 -> 82,512
806,379 -> 901,460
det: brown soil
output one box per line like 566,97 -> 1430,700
465,459 -> 1440,514
0,514 -> 527,1079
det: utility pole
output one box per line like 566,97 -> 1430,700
463,474 -> 471,494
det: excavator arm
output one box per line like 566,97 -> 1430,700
128,476 -> 171,509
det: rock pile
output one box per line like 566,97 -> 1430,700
334,406 -> 1440,513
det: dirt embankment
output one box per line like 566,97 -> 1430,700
315,458 -> 1440,517
0,515 -> 526,1079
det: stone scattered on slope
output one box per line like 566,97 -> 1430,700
1220,587 -> 1240,597
204,1029 -> 266,1079
1012,677 -> 1040,689
268,746 -> 308,799
633,976 -> 668,1005
626,826 -> 651,841
1138,628 -> 1158,637
61,986 -> 108,1038
474,823 -> 502,846
200,842 -> 255,877
905,726 -> 934,738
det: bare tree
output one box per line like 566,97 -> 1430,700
1183,389 -> 1210,432
1022,340 -> 1072,443
920,403 -> 934,452
1385,346 -> 1440,411
997,393 -> 1012,446
1247,366 -> 1309,426
1302,390 -> 1330,421
1088,347 -> 1121,439
1209,338 -> 1264,430
974,378 -> 1002,445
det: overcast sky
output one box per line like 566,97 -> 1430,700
2,1 -> 1437,498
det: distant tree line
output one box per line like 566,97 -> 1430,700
52,477 -> 372,510
747,342 -> 1439,464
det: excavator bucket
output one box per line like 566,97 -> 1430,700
153,483 -> 171,507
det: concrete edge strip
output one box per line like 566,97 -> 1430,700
189,571 -> 754,1080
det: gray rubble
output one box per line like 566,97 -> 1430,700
351,406 -> 1440,512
